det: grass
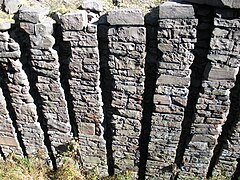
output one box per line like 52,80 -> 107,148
0,153 -> 134,180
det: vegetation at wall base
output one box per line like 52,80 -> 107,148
0,153 -> 135,180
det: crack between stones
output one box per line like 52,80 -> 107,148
0,146 -> 6,160
174,5 -> 215,173
138,21 -> 161,179
98,23 -> 115,176
53,24 -> 79,138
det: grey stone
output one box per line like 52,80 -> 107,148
61,11 -> 88,31
19,8 -> 49,23
182,0 -> 240,8
159,1 -> 195,19
0,22 -> 12,31
107,9 -> 144,25
82,0 -> 103,12
4,0 -> 21,14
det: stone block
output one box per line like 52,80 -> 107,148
159,1 -> 195,19
182,0 -> 240,8
4,0 -> 21,13
204,64 -> 238,81
61,11 -> 88,31
0,136 -> 18,147
107,9 -> 144,25
19,8 -> 49,23
0,22 -> 12,31
82,0 -> 103,12
20,22 -> 35,34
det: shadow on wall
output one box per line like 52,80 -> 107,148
98,15 -> 116,175
9,23 -> 57,169
138,6 -> 162,180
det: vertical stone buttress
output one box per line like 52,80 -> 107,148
146,2 -> 197,179
0,85 -> 21,156
19,8 -> 71,155
106,9 -> 146,174
207,9 -> 240,178
179,8 -> 239,179
61,11 -> 107,174
0,27 -> 46,155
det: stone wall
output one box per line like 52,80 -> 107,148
0,0 -> 239,179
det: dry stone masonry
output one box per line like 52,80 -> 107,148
0,28 -> 46,156
145,2 -> 198,179
60,9 -> 107,174
106,9 -> 146,174
0,0 -> 239,179
19,8 -> 72,158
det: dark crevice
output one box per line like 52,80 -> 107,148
0,63 -> 28,157
53,24 -> 79,138
207,70 -> 240,178
9,26 -> 57,170
138,7 -> 161,180
98,22 -> 115,176
174,5 -> 215,169
233,158 -> 240,180
0,146 -> 6,160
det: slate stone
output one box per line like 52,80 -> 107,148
0,22 -> 12,31
4,0 -> 21,14
19,8 -> 49,23
159,1 -> 195,19
82,0 -> 103,12
107,9 -> 144,25
182,0 -> 240,8
61,11 -> 88,31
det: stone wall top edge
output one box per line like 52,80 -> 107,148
159,1 -> 195,19
177,0 -> 240,9
106,8 -> 144,26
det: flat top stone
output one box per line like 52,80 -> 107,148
181,0 -> 240,9
159,1 -> 195,19
107,9 -> 144,26
82,0 -> 103,12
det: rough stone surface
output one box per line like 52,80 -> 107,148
159,1 -> 195,19
4,0 -> 21,13
107,9 -> 144,25
182,0 -> 240,8
0,86 -> 21,155
0,32 -> 47,156
61,11 -> 107,174
61,11 -> 88,31
107,12 -> 146,174
0,3 -> 238,179
82,0 -> 103,12
146,14 -> 197,179
19,12 -> 72,156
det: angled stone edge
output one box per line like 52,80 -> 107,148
18,7 -> 50,24
107,8 -> 144,26
181,0 -> 240,9
61,10 -> 88,31
159,1 -> 195,19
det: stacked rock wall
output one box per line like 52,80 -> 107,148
106,9 -> 146,174
145,2 -> 198,179
60,10 -> 107,174
0,0 -> 239,179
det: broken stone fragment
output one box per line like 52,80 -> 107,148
107,9 -> 144,25
61,10 -> 88,31
82,0 -> 103,12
